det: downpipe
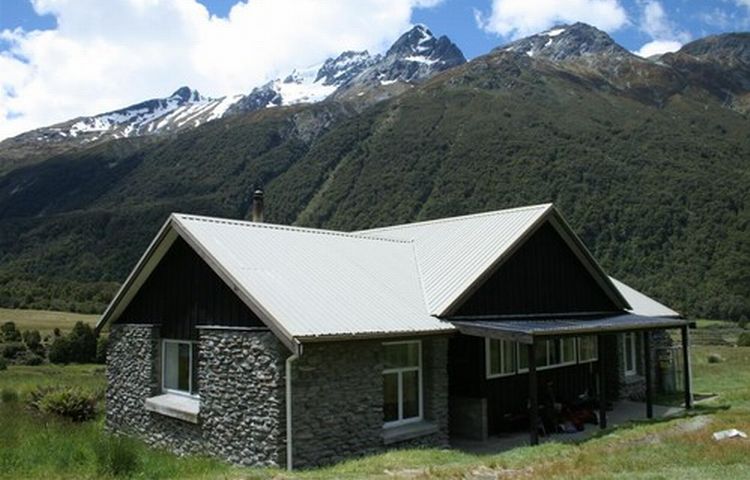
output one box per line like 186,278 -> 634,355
286,342 -> 302,471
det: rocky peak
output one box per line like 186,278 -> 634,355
385,24 -> 465,68
315,50 -> 378,86
498,22 -> 632,62
170,86 -> 203,103
676,33 -> 750,65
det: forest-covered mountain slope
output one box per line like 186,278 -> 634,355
0,25 -> 748,320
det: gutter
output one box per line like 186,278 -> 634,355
286,342 -> 302,471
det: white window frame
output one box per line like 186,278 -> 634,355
578,335 -> 599,363
557,337 -> 578,367
383,340 -> 423,428
623,332 -> 638,376
161,339 -> 199,398
485,338 -> 517,379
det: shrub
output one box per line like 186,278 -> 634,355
68,322 -> 97,363
49,322 -> 97,364
28,386 -> 97,422
738,332 -> 750,347
1,322 -> 21,342
22,329 -> 44,355
96,335 -> 109,364
93,435 -> 140,477
707,353 -> 723,363
0,356 -> 6,371
17,352 -> 44,366
1,388 -> 18,403
48,337 -> 72,364
740,316 -> 749,330
1,342 -> 27,360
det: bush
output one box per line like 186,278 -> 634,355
1,322 -> 21,342
1,342 -> 27,360
1,388 -> 18,403
17,352 -> 44,366
93,435 -> 140,477
707,353 -> 724,363
0,356 -> 6,371
22,329 -> 44,355
49,322 -> 97,364
96,335 -> 109,364
28,386 -> 98,422
740,316 -> 749,330
738,332 -> 750,347
48,337 -> 72,364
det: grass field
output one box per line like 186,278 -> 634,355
0,318 -> 749,479
0,307 -> 98,335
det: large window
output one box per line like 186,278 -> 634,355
486,338 -> 517,378
487,336 -> 599,378
162,340 -> 198,396
383,341 -> 422,427
622,332 -> 637,376
578,335 -> 598,363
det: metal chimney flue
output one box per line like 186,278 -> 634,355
252,188 -> 264,222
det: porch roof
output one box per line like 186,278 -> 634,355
451,313 -> 691,344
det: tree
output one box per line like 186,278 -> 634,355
68,322 -> 97,363
1,322 -> 21,342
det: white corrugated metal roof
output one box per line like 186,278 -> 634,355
357,204 -> 553,315
100,203 -> 679,346
609,277 -> 681,318
173,214 -> 453,340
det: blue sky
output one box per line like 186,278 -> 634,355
2,0 -> 748,58
0,0 -> 748,140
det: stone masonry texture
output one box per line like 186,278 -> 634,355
107,324 -> 450,469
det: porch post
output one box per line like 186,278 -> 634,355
528,340 -> 539,446
681,325 -> 693,409
598,334 -> 607,429
643,330 -> 653,419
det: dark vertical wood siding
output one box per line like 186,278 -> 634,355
449,335 -> 603,434
455,222 -> 619,316
116,237 -> 264,339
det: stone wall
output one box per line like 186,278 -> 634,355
199,328 -> 287,467
615,330 -> 674,400
291,336 -> 450,469
106,324 -> 286,466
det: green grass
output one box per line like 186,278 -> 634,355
0,307 -> 98,335
0,328 -> 749,478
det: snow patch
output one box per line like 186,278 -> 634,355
545,28 -> 566,37
405,55 -> 438,65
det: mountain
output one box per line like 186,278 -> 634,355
0,25 -> 464,175
0,24 -> 748,323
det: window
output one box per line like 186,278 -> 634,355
162,340 -> 198,396
486,338 -> 517,378
578,335 -> 598,363
383,341 -> 422,427
622,333 -> 637,376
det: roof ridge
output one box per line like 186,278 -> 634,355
356,203 -> 553,234
173,213 -> 412,244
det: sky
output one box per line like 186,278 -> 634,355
0,0 -> 748,141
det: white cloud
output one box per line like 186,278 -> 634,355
0,0 -> 440,140
474,0 -> 629,39
736,0 -> 750,7
634,39 -> 682,58
633,1 -> 690,58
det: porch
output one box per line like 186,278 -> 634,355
452,400 -> 683,454
449,313 -> 694,446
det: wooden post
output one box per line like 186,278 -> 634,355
681,325 -> 693,409
644,331 -> 653,419
598,334 -> 607,429
528,341 -> 539,446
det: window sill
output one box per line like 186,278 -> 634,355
382,420 -> 438,445
145,393 -> 200,424
623,373 -> 644,384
